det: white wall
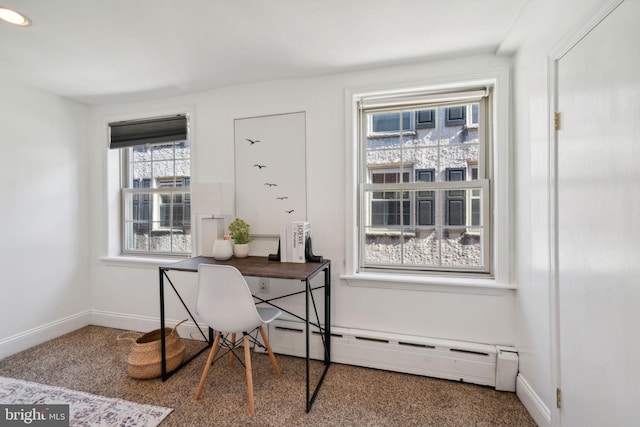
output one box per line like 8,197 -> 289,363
0,81 -> 90,357
88,54 -> 517,348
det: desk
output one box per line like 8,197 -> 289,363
159,256 -> 331,412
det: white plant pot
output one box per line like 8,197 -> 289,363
212,239 -> 233,260
233,243 -> 250,258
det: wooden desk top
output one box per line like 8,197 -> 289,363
160,256 -> 330,281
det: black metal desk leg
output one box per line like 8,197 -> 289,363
159,268 -> 168,380
305,277 -> 311,412
325,264 -> 331,364
304,263 -> 332,413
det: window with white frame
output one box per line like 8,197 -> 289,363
357,88 -> 492,274
109,115 -> 191,256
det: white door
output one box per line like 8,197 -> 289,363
556,0 -> 640,425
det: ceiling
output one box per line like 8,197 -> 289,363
0,0 -> 529,105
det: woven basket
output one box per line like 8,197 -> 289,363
117,319 -> 187,379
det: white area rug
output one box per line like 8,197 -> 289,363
0,376 -> 172,426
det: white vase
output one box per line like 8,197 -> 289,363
233,243 -> 250,258
212,239 -> 233,260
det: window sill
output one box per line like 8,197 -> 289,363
100,255 -> 188,269
340,272 -> 515,295
368,131 -> 417,138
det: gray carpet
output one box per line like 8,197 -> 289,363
0,326 -> 536,426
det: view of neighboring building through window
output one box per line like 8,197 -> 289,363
123,141 -> 191,255
359,90 -> 490,273
110,114 -> 191,256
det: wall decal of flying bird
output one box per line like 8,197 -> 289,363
247,133 -> 297,217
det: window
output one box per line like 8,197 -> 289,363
416,169 -> 435,226
370,169 -> 410,227
158,176 -> 190,228
109,115 -> 191,256
445,168 -> 466,226
445,104 -> 479,128
370,111 -> 415,135
357,88 -> 491,274
416,109 -> 436,129
445,106 -> 466,126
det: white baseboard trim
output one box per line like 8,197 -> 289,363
517,373 -> 551,427
90,310 -> 209,342
0,310 -> 207,361
0,310 -> 91,360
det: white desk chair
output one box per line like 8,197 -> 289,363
194,264 -> 281,415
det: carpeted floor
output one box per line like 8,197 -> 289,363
0,326 -> 537,426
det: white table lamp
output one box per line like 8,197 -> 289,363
191,183 -> 233,256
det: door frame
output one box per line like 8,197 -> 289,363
547,1 -> 625,426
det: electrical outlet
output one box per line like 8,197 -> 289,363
259,278 -> 269,293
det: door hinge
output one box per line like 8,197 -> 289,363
554,112 -> 561,131
556,388 -> 562,409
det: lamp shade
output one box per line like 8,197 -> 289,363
191,183 -> 233,216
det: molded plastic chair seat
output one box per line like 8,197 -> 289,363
256,307 -> 281,324
193,264 -> 281,415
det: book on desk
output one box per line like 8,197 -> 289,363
269,221 -> 323,263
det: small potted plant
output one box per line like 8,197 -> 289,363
228,218 -> 252,258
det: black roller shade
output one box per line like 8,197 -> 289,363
109,114 -> 188,149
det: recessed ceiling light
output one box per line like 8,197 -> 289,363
0,6 -> 31,26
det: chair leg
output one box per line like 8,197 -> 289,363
194,331 -> 221,401
243,334 -> 255,415
258,326 -> 281,375
229,333 -> 236,367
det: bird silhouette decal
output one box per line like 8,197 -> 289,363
276,196 -> 288,200
253,164 -> 267,169
264,183 -> 277,187
246,138 -> 260,145
285,210 -> 295,214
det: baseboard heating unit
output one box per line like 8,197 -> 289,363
264,319 -> 518,392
